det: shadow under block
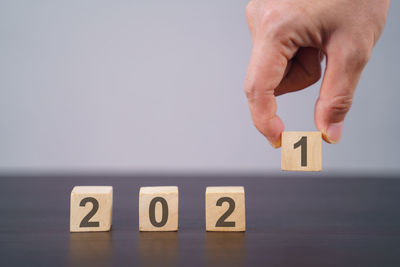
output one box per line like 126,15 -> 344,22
281,131 -> 322,171
70,186 -> 113,232
139,186 -> 179,232
205,186 -> 246,232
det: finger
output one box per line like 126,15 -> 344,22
244,42 -> 290,148
274,47 -> 322,96
315,40 -> 370,143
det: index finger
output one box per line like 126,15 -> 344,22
244,42 -> 288,148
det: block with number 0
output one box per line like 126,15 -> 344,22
205,186 -> 246,232
139,186 -> 179,231
70,186 -> 113,232
281,131 -> 322,171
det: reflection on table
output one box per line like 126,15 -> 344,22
205,232 -> 246,266
69,232 -> 112,267
138,232 -> 178,266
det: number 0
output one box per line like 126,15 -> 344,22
149,197 -> 169,227
294,136 -> 307,166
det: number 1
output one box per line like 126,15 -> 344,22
294,136 -> 307,167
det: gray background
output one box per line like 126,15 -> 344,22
0,0 -> 398,174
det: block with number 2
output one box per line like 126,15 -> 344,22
70,186 -> 113,232
281,131 -> 322,171
205,186 -> 246,232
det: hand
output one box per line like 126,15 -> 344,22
244,0 -> 390,147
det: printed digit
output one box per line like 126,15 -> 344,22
215,197 -> 235,227
79,197 -> 100,227
294,136 -> 307,166
149,197 -> 169,227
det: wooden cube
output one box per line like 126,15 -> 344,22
70,186 -> 113,232
281,131 -> 322,171
205,186 -> 246,232
139,186 -> 179,231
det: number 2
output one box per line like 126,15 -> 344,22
215,197 -> 235,227
79,197 -> 100,227
294,136 -> 307,167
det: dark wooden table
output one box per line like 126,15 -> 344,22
1,174 -> 400,266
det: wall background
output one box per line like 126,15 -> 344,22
0,0 -> 399,174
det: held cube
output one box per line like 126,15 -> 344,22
70,186 -> 113,232
139,186 -> 179,231
205,186 -> 246,232
281,131 -> 322,171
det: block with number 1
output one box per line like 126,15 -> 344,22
281,131 -> 322,171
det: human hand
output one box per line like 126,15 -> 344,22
244,0 -> 390,147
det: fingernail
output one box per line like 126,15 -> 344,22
318,50 -> 325,62
325,122 -> 343,144
268,116 -> 283,148
270,138 -> 281,149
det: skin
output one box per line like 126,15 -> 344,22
244,0 -> 390,148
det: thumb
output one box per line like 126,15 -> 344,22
315,40 -> 370,143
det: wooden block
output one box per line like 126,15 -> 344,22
281,131 -> 322,171
70,186 -> 113,232
139,186 -> 179,231
205,186 -> 246,232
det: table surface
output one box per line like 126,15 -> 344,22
1,173 -> 400,266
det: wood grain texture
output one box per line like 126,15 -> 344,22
206,186 -> 246,232
70,186 -> 113,232
281,131 -> 322,171
139,186 -> 178,231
